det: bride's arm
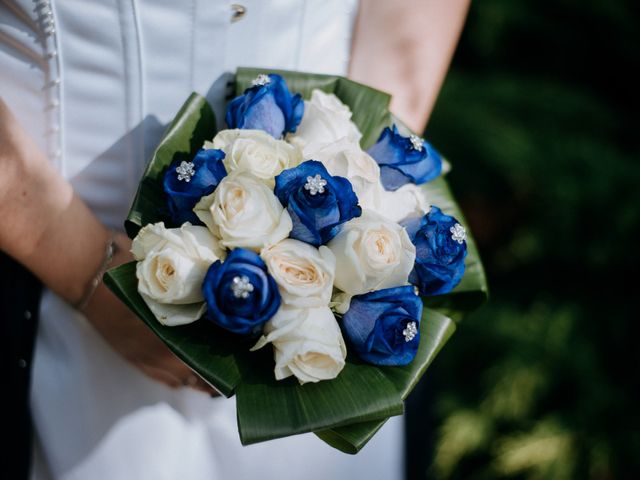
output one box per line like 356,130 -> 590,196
0,99 -> 112,305
349,0 -> 470,132
0,99 -> 214,394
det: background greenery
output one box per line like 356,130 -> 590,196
418,0 -> 640,478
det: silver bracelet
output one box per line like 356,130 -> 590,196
75,232 -> 118,311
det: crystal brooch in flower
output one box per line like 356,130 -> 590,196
304,174 -> 327,195
251,74 -> 271,87
402,321 -> 418,342
409,134 -> 424,151
175,161 -> 196,182
231,275 -> 254,299
450,223 -> 466,244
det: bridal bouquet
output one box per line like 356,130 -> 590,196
105,68 -> 487,453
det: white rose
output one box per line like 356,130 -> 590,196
132,222 -> 225,326
327,210 -> 416,295
304,137 -> 379,183
304,138 -> 382,213
251,306 -> 346,384
288,89 -> 362,150
205,129 -> 301,188
194,171 -> 292,251
261,239 -> 335,308
371,183 -> 431,223
303,138 -> 380,184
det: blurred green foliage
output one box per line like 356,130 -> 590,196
422,0 -> 640,478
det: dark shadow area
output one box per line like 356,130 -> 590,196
412,1 -> 640,478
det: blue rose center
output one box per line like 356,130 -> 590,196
274,160 -> 361,246
376,310 -> 419,354
217,267 -> 266,318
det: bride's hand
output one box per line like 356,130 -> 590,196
0,98 -> 217,396
82,232 -> 217,394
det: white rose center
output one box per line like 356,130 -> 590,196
261,239 -> 335,307
279,257 -> 320,286
362,228 -> 399,268
234,141 -> 274,176
297,351 -> 335,369
222,186 -> 247,219
155,257 -> 176,291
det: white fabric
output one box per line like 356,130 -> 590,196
32,293 -> 404,480
1,1 -> 406,479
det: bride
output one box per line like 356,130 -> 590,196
0,1 -> 469,478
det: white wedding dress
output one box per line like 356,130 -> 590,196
1,1 -> 405,479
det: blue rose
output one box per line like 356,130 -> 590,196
403,206 -> 467,296
163,148 -> 227,225
341,285 -> 423,366
367,125 -> 442,191
274,160 -> 361,246
202,248 -> 281,335
225,73 -> 304,139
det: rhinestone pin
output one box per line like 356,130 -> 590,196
402,321 -> 418,342
304,174 -> 328,195
409,134 -> 424,151
231,275 -> 254,299
251,74 -> 271,87
450,223 -> 467,244
176,161 -> 196,182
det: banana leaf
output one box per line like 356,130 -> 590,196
104,67 -> 488,454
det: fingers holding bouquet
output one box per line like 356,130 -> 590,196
82,231 -> 217,396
